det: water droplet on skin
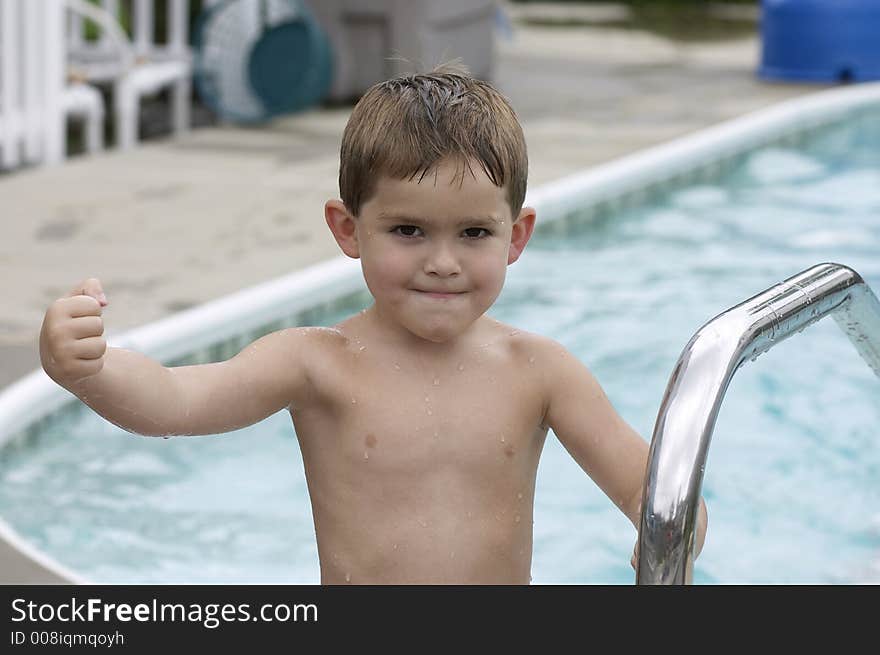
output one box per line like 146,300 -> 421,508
467,511 -> 473,519
515,515 -> 521,523
345,573 -> 351,583
424,395 -> 430,403
457,363 -> 465,371
351,397 -> 357,404
359,346 -> 366,352
433,430 -> 439,438
394,363 -> 401,370
393,543 -> 398,550
433,377 -> 440,386
517,492 -> 523,500
426,408 -> 433,416
500,435 -> 506,443
528,356 -> 535,365
450,551 -> 455,559
364,451 -> 369,460
418,519 -> 428,528
509,330 -> 519,336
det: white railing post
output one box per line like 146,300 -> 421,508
0,0 -> 21,169
42,0 -> 66,165
170,0 -> 190,136
134,0 -> 153,57
169,0 -> 187,54
23,0 -> 44,163
66,0 -> 83,51
99,0 -> 120,49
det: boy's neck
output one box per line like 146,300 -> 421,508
359,304 -> 490,360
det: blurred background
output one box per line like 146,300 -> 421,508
6,1 -> 880,389
0,1 -> 773,163
4,0 -> 879,385
2,0 -> 841,390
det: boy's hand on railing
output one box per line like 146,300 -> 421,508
40,278 -> 109,387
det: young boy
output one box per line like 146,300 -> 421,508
39,66 -> 707,584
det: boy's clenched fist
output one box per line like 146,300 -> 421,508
40,278 -> 108,386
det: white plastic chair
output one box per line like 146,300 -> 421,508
61,83 -> 105,156
0,0 -> 105,169
64,0 -> 192,150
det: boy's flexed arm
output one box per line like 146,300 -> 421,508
40,278 -> 313,437
539,339 -> 707,567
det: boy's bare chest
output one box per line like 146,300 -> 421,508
296,346 -> 548,479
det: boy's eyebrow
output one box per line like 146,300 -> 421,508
376,213 -> 502,225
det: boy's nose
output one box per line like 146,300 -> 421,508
423,244 -> 461,277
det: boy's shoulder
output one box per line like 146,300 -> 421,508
486,321 -> 592,393
244,325 -> 350,372
481,318 -> 574,367
256,325 -> 349,348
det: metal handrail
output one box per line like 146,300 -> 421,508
636,262 -> 880,584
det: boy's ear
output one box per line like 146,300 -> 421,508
325,199 -> 360,259
507,206 -> 536,265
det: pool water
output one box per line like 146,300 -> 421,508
2,110 -> 880,584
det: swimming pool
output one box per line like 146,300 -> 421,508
2,85 -> 880,584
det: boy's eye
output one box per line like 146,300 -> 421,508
391,225 -> 491,239
392,225 -> 422,237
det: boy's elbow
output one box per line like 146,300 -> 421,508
695,497 -> 709,557
625,487 -> 645,530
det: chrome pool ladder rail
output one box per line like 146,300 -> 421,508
636,262 -> 880,584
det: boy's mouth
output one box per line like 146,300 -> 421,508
413,289 -> 466,299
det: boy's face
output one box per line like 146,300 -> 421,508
326,158 -> 535,344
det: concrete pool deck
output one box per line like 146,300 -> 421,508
0,4 -> 844,583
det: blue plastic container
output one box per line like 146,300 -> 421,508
759,0 -> 880,83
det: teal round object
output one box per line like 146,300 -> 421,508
193,0 -> 334,124
247,15 -> 333,116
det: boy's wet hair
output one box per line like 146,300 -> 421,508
339,62 -> 528,218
